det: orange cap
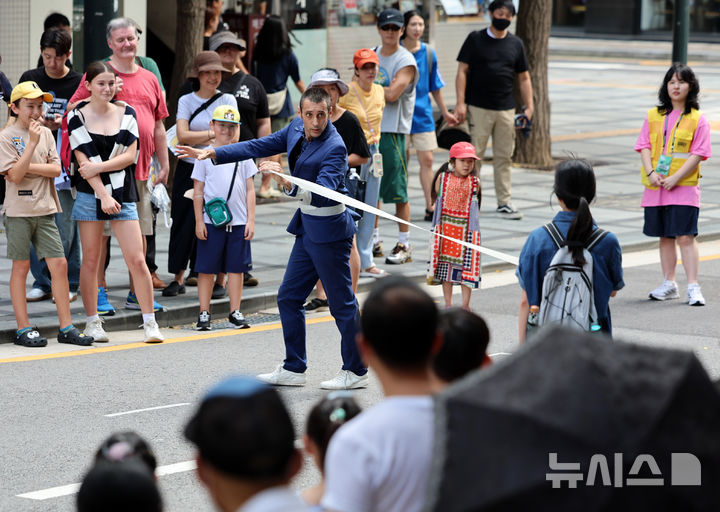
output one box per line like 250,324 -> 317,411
353,48 -> 379,69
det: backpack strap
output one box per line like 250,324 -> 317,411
585,227 -> 609,251
542,222 -> 565,250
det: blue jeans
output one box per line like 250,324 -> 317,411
357,144 -> 381,270
29,189 -> 81,293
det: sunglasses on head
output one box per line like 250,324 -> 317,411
380,24 -> 401,31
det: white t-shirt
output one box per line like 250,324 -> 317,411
177,91 -> 237,164
191,158 -> 258,225
322,396 -> 434,512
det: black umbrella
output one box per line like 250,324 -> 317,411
425,326 -> 720,512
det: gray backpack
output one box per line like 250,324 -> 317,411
537,222 -> 608,332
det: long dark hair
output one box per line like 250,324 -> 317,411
430,158 -> 480,205
305,394 -> 361,472
554,159 -> 596,266
657,63 -> 700,115
254,15 -> 292,62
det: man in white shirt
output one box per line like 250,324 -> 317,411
184,376 -> 307,512
322,276 -> 441,512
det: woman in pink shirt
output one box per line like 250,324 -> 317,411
634,63 -> 711,306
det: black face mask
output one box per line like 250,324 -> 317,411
491,17 -> 511,31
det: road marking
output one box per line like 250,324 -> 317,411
104,402 -> 190,418
489,352 -> 512,357
0,316 -> 335,365
552,128 -> 639,142
17,460 -> 199,501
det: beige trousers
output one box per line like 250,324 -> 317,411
467,105 -> 515,206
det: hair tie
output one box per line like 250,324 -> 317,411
104,441 -> 134,462
329,407 -> 346,422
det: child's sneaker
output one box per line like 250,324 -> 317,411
143,319 -> 164,343
687,284 -> 706,306
84,317 -> 109,342
385,243 -> 412,265
648,280 -> 679,301
126,292 -> 165,312
58,326 -> 94,346
97,287 -> 115,316
229,310 -> 250,329
197,310 -> 212,331
14,328 -> 47,348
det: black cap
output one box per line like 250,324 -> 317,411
377,8 -> 404,28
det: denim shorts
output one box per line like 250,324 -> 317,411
643,205 -> 699,238
72,191 -> 139,222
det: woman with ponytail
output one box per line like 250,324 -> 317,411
516,159 -> 624,341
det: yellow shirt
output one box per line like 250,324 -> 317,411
0,123 -> 61,217
339,81 -> 385,146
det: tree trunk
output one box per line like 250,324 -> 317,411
168,0 -> 205,123
514,0 -> 554,168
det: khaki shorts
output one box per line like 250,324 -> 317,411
271,116 -> 293,134
406,130 -> 438,152
4,214 -> 65,261
136,179 -> 154,236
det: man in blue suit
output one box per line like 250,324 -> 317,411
177,88 -> 368,390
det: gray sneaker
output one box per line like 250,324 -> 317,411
385,243 -> 412,265
496,204 -> 523,220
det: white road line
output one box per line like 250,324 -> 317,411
17,460 -> 198,501
104,402 -> 190,417
489,352 -> 512,357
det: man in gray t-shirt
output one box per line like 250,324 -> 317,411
374,9 -> 418,265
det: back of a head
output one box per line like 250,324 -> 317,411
361,276 -> 438,370
43,12 -> 71,31
433,308 -> 490,383
77,460 -> 162,512
554,158 -> 596,266
184,377 -> 295,481
255,15 -> 290,62
95,431 -> 158,474
306,394 -> 362,472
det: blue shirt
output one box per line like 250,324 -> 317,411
516,211 -> 625,334
252,52 -> 301,119
405,43 -> 445,134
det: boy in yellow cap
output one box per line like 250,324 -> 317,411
191,105 -> 257,330
0,82 -> 93,347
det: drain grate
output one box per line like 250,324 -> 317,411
179,312 -> 282,331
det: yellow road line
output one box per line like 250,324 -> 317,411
552,128 -> 639,142
0,315 -> 335,364
549,78 -> 720,95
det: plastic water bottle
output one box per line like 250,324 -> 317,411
526,305 -> 540,337
590,323 -> 602,334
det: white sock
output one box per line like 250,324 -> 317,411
142,313 -> 155,324
373,228 -> 379,245
86,314 -> 100,324
398,231 -> 409,246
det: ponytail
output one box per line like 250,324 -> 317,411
554,158 -> 597,266
430,161 -> 452,204
565,196 -> 594,266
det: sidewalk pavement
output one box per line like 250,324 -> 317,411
2,38 -> 720,343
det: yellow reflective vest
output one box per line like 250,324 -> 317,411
642,107 -> 702,188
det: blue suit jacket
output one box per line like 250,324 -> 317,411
214,117 -> 357,243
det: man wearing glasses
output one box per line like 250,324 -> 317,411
373,8 -> 418,266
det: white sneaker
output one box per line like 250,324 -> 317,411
257,365 -> 306,386
84,317 -> 109,342
52,291 -> 78,304
320,370 -> 369,390
26,287 -> 51,302
687,284 -> 706,306
143,319 -> 164,343
385,243 -> 412,265
648,280 -> 679,301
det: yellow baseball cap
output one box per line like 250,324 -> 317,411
212,105 -> 241,125
10,81 -> 54,104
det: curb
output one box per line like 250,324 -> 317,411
5,232 -> 719,345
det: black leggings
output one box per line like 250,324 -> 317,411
167,159 -> 197,274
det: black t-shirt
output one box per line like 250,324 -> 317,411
16,66 -> 83,137
333,110 -> 370,173
74,132 -> 139,202
457,29 -> 529,111
179,71 -> 270,142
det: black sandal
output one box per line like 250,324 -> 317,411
424,208 -> 434,221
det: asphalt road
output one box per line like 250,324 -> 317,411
1,241 -> 718,512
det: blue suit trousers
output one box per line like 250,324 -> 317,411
278,233 -> 366,375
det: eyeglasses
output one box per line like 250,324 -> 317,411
380,25 -> 401,31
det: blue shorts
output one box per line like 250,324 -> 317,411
643,205 -> 699,238
195,223 -> 252,274
72,191 -> 138,222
